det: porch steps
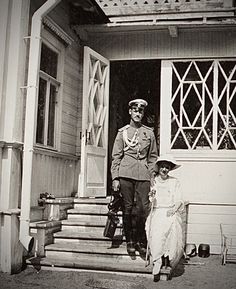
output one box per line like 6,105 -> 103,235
27,197 -> 152,275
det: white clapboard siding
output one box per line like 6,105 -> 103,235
186,203 -> 236,254
62,102 -> 78,118
61,133 -> 77,146
61,122 -> 77,136
62,114 -> 77,127
31,152 -> 79,206
89,29 -> 236,60
63,94 -> 78,108
60,144 -> 78,155
56,7 -> 82,154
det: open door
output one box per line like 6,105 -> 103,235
79,46 -> 110,198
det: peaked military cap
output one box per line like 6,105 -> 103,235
128,99 -> 148,109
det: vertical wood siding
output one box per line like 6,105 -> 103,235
61,43 -> 81,155
186,204 -> 236,254
31,152 -> 79,206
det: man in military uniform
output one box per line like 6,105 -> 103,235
111,99 -> 158,255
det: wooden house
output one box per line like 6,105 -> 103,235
0,0 -> 236,273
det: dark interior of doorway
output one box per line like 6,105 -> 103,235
107,59 -> 161,193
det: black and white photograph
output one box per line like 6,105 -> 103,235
0,0 -> 236,288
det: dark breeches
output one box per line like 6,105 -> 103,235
120,178 -> 150,243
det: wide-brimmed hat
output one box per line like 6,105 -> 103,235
128,99 -> 148,109
156,154 -> 181,171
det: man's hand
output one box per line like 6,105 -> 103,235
150,176 -> 156,188
112,179 -> 120,192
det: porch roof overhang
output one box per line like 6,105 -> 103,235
73,17 -> 236,38
73,0 -> 236,37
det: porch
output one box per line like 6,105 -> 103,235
27,196 -> 236,276
2,254 -> 236,289
1,0 -> 236,274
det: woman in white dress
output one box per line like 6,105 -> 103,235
145,154 -> 184,279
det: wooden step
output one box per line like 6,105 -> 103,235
67,214 -> 109,224
46,250 -> 145,263
53,229 -> 123,240
46,241 -> 127,255
68,208 -> 122,217
45,241 -> 143,261
54,237 -> 116,246
61,218 -> 113,227
74,198 -> 110,205
61,217 -> 122,228
68,204 -> 109,215
61,224 -> 122,233
28,197 -> 166,276
27,254 -> 152,274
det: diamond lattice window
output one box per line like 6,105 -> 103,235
171,60 -> 236,151
87,56 -> 109,147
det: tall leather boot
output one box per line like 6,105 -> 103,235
135,215 -> 147,255
123,214 -> 135,254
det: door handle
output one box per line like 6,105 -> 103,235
86,130 -> 90,143
80,130 -> 91,143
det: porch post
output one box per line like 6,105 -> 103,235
20,0 -> 62,256
0,0 -> 30,273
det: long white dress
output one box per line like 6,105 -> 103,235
145,175 -> 184,275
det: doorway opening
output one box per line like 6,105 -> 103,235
107,59 -> 161,192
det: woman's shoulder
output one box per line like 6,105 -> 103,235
169,176 -> 178,181
168,176 -> 180,186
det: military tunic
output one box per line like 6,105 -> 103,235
111,124 -> 158,181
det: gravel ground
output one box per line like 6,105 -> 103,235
1,255 -> 236,289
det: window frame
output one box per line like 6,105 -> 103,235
160,59 -> 236,161
35,28 -> 64,150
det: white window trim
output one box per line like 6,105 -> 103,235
160,59 -> 236,161
35,28 -> 65,151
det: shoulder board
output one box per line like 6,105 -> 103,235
142,124 -> 154,130
118,124 -> 130,132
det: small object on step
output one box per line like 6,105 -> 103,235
46,193 -> 55,199
38,198 -> 45,206
185,243 -> 197,257
198,243 -> 210,258
39,192 -> 55,200
71,191 -> 78,198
